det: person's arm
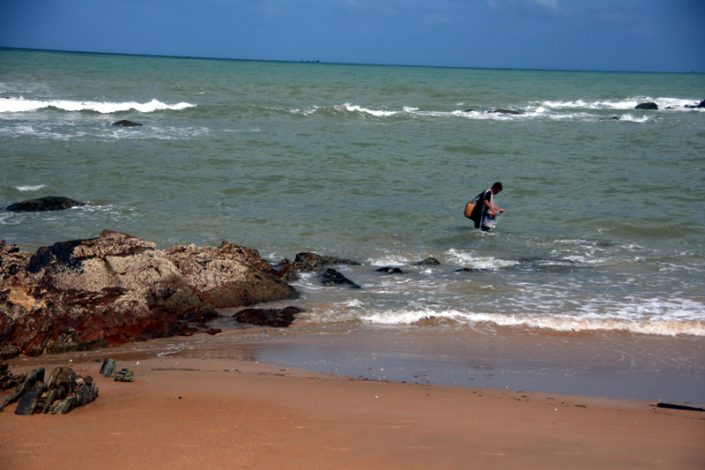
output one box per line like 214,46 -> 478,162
484,195 -> 504,216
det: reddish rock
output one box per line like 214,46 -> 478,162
0,231 -> 299,357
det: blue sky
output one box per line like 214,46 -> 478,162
1,0 -> 703,72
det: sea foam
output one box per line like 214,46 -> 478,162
0,97 -> 196,114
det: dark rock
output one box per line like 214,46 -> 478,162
684,100 -> 705,109
292,252 -> 361,272
100,358 -> 116,377
234,306 -> 303,328
14,382 -> 45,415
414,257 -> 441,266
488,108 -> 524,115
51,395 -> 77,415
0,367 -> 44,411
0,362 -> 23,391
274,258 -> 299,282
375,266 -> 404,274
114,368 -> 134,382
6,196 -> 85,212
321,268 -> 361,289
599,116 -> 620,121
455,267 -> 488,273
112,119 -> 142,127
635,102 -> 658,110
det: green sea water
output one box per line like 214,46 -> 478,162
1,49 -> 705,337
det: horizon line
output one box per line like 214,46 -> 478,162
0,46 -> 701,75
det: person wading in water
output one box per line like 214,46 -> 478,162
469,182 -> 504,231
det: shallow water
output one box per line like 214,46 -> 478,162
1,49 -> 705,337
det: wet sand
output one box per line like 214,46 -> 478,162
1,353 -> 704,469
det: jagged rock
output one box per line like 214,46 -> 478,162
0,367 -> 44,412
165,241 -> 298,309
321,268 -> 361,289
0,361 -> 23,391
292,252 -> 361,272
100,358 -> 116,377
51,396 -> 77,415
15,382 -> 45,415
5,196 -> 85,212
414,257 -> 441,266
114,368 -> 134,382
1,231 -> 302,357
111,119 -> 142,127
375,266 -> 404,274
76,378 -> 99,404
233,306 -> 303,327
635,102 -> 658,110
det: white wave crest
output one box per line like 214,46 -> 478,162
0,97 -> 196,114
359,307 -> 705,336
541,97 -> 700,111
445,248 -> 519,270
15,184 -> 46,192
339,103 -> 398,117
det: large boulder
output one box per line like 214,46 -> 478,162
0,230 -> 299,357
635,102 -> 658,110
165,241 -> 298,308
5,196 -> 85,212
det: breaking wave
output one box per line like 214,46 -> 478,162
0,97 -> 196,114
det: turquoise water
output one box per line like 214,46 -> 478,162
2,49 -> 705,336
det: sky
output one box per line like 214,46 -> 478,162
1,0 -> 704,72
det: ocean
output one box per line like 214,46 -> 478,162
1,48 -> 704,342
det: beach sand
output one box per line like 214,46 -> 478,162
2,331 -> 704,470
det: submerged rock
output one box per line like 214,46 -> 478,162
292,252 -> 361,272
233,306 -> 303,327
111,119 -> 142,127
414,257 -> 441,266
684,99 -> 705,109
488,108 -> 524,115
6,196 -> 85,212
320,268 -> 361,289
375,266 -> 404,274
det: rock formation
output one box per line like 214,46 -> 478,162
0,230 -> 299,357
5,196 -> 85,212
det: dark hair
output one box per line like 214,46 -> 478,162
491,182 -> 503,191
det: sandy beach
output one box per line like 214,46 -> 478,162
2,328 -> 704,470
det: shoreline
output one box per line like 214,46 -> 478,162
2,350 -> 704,469
8,322 -> 705,403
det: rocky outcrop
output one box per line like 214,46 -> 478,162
165,241 -> 298,308
5,196 -> 85,212
0,366 -> 98,415
0,230 -> 299,357
635,102 -> 658,110
233,306 -> 303,327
